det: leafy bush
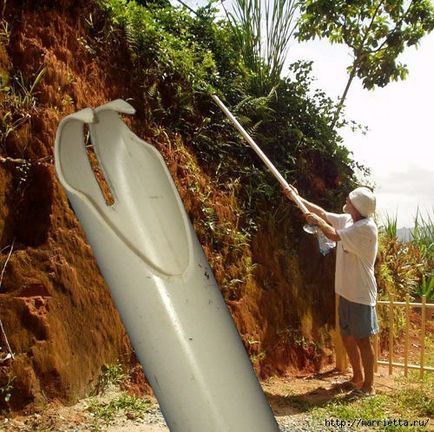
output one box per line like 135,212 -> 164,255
377,210 -> 434,348
101,0 -> 239,131
99,0 -> 359,236
378,210 -> 433,301
378,238 -> 424,298
194,63 -> 357,228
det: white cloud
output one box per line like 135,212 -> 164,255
375,168 -> 434,198
373,168 -> 434,227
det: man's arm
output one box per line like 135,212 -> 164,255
282,187 -> 329,222
282,187 -> 340,242
305,213 -> 341,243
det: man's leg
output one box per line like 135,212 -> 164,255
342,335 -> 363,386
356,336 -> 375,393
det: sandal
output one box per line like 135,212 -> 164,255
346,388 -> 376,401
334,380 -> 362,391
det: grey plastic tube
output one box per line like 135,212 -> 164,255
54,99 -> 279,432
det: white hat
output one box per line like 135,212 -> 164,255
349,187 -> 376,218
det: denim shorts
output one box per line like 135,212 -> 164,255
339,296 -> 379,339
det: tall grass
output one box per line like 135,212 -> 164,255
411,209 -> 434,261
379,209 -> 434,304
412,210 -> 434,301
382,213 -> 398,239
417,273 -> 434,301
224,0 -> 299,94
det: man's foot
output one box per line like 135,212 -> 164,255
334,379 -> 363,391
346,387 -> 375,400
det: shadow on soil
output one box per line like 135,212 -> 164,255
264,368 -> 386,417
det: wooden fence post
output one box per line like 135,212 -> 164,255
404,294 -> 410,377
334,294 -> 348,372
420,295 -> 426,379
376,297 -> 434,376
388,297 -> 394,375
373,333 -> 379,373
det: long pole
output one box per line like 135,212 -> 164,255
212,95 -> 309,215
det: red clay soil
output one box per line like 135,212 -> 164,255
0,0 -> 147,410
0,0 -> 336,412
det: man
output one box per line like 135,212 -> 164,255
284,186 -> 378,396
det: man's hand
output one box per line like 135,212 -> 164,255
305,212 -> 340,242
281,185 -> 299,201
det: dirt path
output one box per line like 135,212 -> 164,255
0,365 -> 399,432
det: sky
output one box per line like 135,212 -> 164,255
177,0 -> 434,228
287,32 -> 434,229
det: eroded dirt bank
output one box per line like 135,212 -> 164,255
0,0 -> 335,412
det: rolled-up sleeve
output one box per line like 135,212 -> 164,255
326,212 -> 348,230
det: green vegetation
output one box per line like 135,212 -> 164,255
378,210 -> 434,301
1,0 -> 432,412
10,67 -> 46,109
297,0 -> 434,126
250,351 -> 266,365
310,375 -> 433,431
0,12 -> 46,156
87,363 -> 150,431
0,65 -> 46,150
100,0 -> 232,129
412,210 -> 434,262
412,211 -> 434,301
100,0 -> 359,223
382,213 -> 398,240
377,234 -> 424,300
417,273 -> 434,301
0,375 -> 15,404
87,392 -> 152,431
97,0 -> 433,378
92,363 -> 128,395
397,374 -> 434,417
377,210 -> 434,354
224,0 -> 298,95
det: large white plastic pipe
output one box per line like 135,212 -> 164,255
212,94 -> 309,214
54,100 -> 279,432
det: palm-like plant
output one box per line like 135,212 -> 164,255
417,273 -> 434,301
411,209 -> 434,262
224,0 -> 299,95
378,236 -> 425,301
381,212 -> 398,240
